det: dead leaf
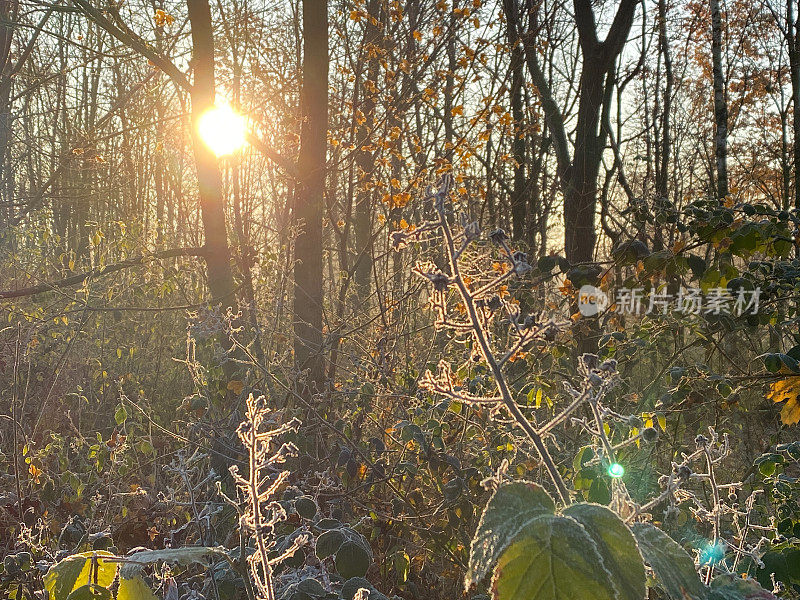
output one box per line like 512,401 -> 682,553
29,464 -> 42,484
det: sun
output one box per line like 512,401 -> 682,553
197,104 -> 247,156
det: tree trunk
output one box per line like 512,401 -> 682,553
565,65 -> 605,264
187,0 -> 235,311
353,0 -> 379,297
710,0 -> 728,199
656,0 -> 673,203
511,0 -> 637,264
787,0 -> 800,213
293,0 -> 328,391
507,21 -> 527,242
0,0 -> 18,228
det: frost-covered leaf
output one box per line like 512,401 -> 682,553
708,574 -> 778,600
296,578 -> 326,597
491,514 -> 615,600
119,546 -> 227,579
335,540 -> 371,579
563,503 -> 646,600
340,577 -> 389,600
632,523 -> 706,600
315,528 -> 345,559
467,481 -> 555,586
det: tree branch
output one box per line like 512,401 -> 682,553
506,0 -> 572,179
0,247 -> 205,299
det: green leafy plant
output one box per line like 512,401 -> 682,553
466,482 -> 644,600
393,177 -> 785,600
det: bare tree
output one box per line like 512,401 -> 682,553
505,0 -> 639,264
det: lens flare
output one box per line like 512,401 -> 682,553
699,541 -> 725,565
197,104 -> 247,156
607,463 -> 625,478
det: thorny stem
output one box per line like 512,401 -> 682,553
246,424 -> 275,600
437,190 -> 571,505
702,443 -> 721,585
588,398 -> 617,467
232,401 -> 303,600
626,446 -> 705,522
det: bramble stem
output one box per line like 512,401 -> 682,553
436,194 -> 571,505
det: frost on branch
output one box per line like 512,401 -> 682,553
228,394 -> 306,600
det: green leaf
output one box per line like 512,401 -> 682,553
392,550 -> 410,584
467,482 -> 555,586
315,529 -> 344,559
295,496 -> 318,519
756,547 -> 800,589
537,256 -> 556,273
117,577 -> 159,600
562,504 -> 646,600
296,578 -> 326,597
335,540 -> 372,579
65,585 -> 111,600
754,453 -> 783,477
119,546 -> 228,579
763,354 -> 782,373
708,574 -> 777,600
340,578 -> 389,600
114,403 -> 127,425
587,477 -> 611,505
45,552 -> 117,600
632,522 -> 706,600
490,514 -> 615,600
686,255 -> 707,278
44,554 -> 88,600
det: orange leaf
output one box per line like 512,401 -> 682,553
767,378 -> 800,425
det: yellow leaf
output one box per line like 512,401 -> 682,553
119,576 -> 159,600
657,415 -> 667,431
767,377 -> 800,425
